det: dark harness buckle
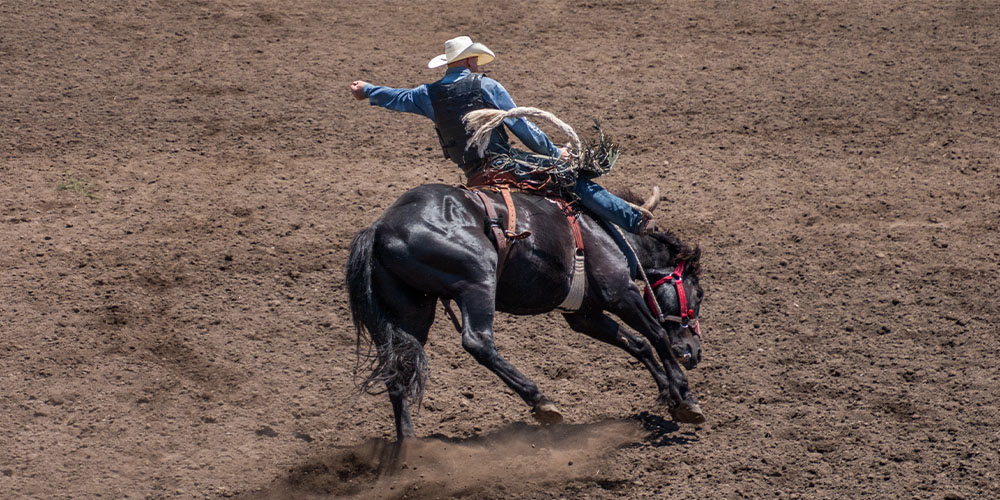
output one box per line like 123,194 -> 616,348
485,216 -> 503,233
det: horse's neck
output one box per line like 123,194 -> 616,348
627,234 -> 674,271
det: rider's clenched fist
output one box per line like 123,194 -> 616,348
350,81 -> 368,100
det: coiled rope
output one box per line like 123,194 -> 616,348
463,107 -> 582,158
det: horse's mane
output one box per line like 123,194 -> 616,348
614,188 -> 702,278
649,232 -> 702,278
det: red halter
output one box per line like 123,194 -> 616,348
643,261 -> 701,336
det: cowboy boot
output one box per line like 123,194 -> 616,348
641,186 -> 660,212
638,187 -> 659,234
639,214 -> 657,235
626,187 -> 659,234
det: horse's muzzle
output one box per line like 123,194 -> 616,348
673,343 -> 701,370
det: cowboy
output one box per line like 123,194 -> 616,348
350,36 -> 655,234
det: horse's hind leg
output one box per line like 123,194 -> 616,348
563,312 -> 673,399
455,284 -> 561,424
387,383 -> 415,441
373,266 -> 437,441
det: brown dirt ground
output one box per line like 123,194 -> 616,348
2,0 -> 999,498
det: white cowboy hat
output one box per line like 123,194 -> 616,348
427,36 -> 495,69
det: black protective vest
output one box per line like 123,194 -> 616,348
427,74 -> 510,171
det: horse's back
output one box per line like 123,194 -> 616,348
366,183 -> 630,312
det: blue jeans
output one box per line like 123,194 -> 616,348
574,177 -> 645,233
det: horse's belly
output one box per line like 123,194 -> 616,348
494,260 -> 571,315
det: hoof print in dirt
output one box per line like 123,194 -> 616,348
255,426 -> 278,438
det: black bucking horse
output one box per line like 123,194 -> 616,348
346,183 -> 705,441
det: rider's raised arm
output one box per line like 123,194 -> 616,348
481,78 -> 561,158
363,83 -> 435,120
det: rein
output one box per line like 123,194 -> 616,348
611,225 -> 701,335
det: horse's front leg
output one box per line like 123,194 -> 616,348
607,291 -> 705,424
456,283 -> 562,424
563,312 -> 673,398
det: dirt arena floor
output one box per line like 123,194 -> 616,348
3,0 -> 998,498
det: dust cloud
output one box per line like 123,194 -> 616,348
245,419 -> 646,499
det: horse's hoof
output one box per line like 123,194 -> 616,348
670,402 -> 706,425
532,400 -> 564,425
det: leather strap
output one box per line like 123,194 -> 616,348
471,189 -> 510,278
441,299 -> 463,333
645,261 -> 694,326
466,186 -> 585,309
555,198 -> 585,253
553,198 -> 587,311
498,185 -> 530,240
500,186 -> 517,239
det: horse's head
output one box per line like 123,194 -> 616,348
648,269 -> 703,369
642,233 -> 704,370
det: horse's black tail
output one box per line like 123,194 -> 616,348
346,226 -> 428,407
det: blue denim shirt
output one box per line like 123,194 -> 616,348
363,67 -> 561,158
